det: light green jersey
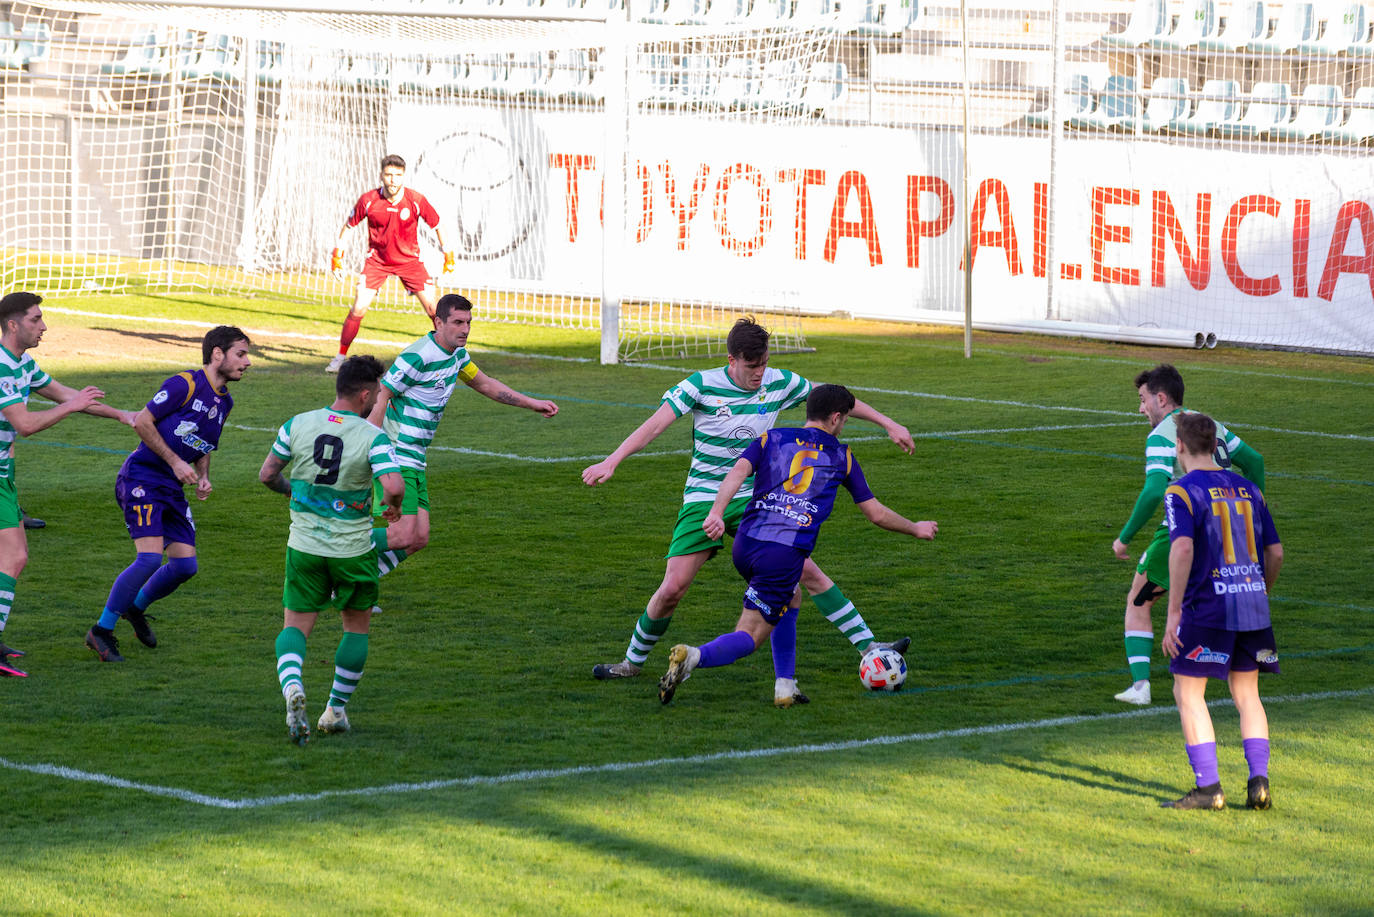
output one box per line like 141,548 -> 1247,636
381,332 -> 479,471
1145,408 -> 1245,481
0,344 -> 53,482
662,366 -> 812,504
271,407 -> 400,558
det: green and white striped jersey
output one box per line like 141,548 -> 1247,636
0,345 -> 52,482
1145,408 -> 1245,480
270,408 -> 400,558
380,332 -> 479,471
662,366 -> 812,503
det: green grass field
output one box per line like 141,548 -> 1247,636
4,293 -> 1373,916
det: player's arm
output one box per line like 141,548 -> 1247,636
1230,441 -> 1265,492
366,384 -> 394,429
464,369 -> 558,417
856,497 -> 938,539
581,402 -> 679,486
433,224 -> 455,274
702,455 -> 755,539
32,379 -> 135,426
259,452 -> 291,495
848,398 -> 915,454
1161,534 -> 1193,658
1,384 -> 109,437
1113,471 -> 1170,559
131,408 -> 199,486
1263,541 -> 1283,591
378,470 -> 404,515
193,453 -> 213,500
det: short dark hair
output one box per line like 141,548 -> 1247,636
435,293 -> 472,322
203,325 -> 250,365
726,316 -> 769,362
380,154 -> 406,171
336,354 -> 385,399
1176,412 -> 1217,457
806,383 -> 856,421
1134,364 -> 1184,406
0,291 -> 42,333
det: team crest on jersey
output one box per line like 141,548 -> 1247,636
1185,645 -> 1230,665
208,406 -> 218,420
132,485 -> 145,498
152,389 -> 168,405
400,207 -> 411,221
715,405 -> 732,417
0,379 -> 12,396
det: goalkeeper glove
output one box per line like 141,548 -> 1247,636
330,248 -> 343,271
443,251 -> 455,273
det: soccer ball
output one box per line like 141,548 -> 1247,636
859,645 -> 907,692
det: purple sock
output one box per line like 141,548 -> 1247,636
1185,741 -> 1220,788
98,552 -> 162,629
770,608 -> 798,680
133,555 -> 199,611
697,631 -> 756,668
1242,737 -> 1270,779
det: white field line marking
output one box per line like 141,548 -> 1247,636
2,686 -> 1367,810
226,421 -> 1142,464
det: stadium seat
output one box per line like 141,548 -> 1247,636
101,31 -> 167,77
639,0 -> 699,24
801,60 -> 848,115
678,53 -> 716,104
1103,0 -> 1169,47
711,57 -> 753,109
1197,0 -> 1267,51
182,33 -> 238,82
1025,72 -> 1098,128
1141,76 -> 1191,131
753,59 -> 807,112
254,41 -> 282,85
465,53 -> 510,95
12,20 -> 50,68
1247,1 -> 1315,53
507,52 -> 548,96
791,0 -> 837,28
641,51 -> 681,105
1266,82 -> 1342,138
743,0 -> 790,26
393,57 -> 429,92
540,49 -> 585,99
566,54 -> 602,104
1297,2 -> 1365,54
0,21 -> 19,69
1172,78 -> 1242,134
853,0 -> 919,35
1068,74 -> 1139,131
342,54 -> 389,89
687,0 -> 747,26
1316,84 -> 1374,141
1217,81 -> 1292,138
1152,0 -> 1220,49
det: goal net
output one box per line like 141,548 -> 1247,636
0,0 -> 829,361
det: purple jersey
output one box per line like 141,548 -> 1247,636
1165,467 -> 1280,631
121,369 -> 233,485
737,426 -> 874,552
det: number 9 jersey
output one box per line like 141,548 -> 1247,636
736,426 -> 875,553
270,408 -> 400,558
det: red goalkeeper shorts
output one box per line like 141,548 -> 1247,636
361,255 -> 431,293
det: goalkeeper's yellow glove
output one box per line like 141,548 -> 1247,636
443,251 -> 455,273
330,248 -> 343,271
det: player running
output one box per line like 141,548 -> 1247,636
1159,412 -> 1282,810
261,355 -> 404,745
85,326 -> 252,662
582,317 -> 916,706
1110,365 -> 1265,706
327,153 -> 454,373
1,292 -> 135,676
658,384 -> 938,705
366,293 -> 558,586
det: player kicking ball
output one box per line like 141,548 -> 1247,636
658,384 -> 938,706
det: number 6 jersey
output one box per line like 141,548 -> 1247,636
270,408 -> 400,557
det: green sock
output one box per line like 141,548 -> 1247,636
0,571 -> 16,637
373,528 -> 407,577
1125,631 -> 1153,682
275,625 -> 307,697
329,632 -> 369,708
624,610 -> 671,666
811,584 -> 874,651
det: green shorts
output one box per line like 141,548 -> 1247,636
1135,524 -> 1172,590
282,547 -> 379,613
666,496 -> 749,559
374,467 -> 429,519
0,476 -> 19,531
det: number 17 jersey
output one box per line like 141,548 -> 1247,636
270,407 -> 400,558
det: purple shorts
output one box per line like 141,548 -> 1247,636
116,472 -> 196,547
731,533 -> 806,624
1169,620 -> 1280,680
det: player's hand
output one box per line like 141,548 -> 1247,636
582,459 -> 616,486
885,422 -> 916,455
1112,538 -> 1131,561
703,512 -> 726,540
171,459 -> 199,487
330,247 -> 344,272
195,477 -> 213,500
381,505 -> 401,524
913,520 -> 938,540
67,386 -> 106,413
120,410 -> 138,428
531,399 -> 558,418
443,251 -> 455,274
1161,611 -> 1183,658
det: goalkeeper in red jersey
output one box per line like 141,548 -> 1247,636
327,154 -> 455,373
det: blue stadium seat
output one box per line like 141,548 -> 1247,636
1103,0 -> 1169,47
743,0 -> 790,26
465,53 -> 510,96
1173,78 -> 1242,134
1316,85 -> 1374,142
1197,0 -> 1267,51
1297,2 -> 1365,54
13,20 -> 50,68
753,59 -> 807,112
508,52 -> 548,96
1152,0 -> 1220,49
0,21 -> 20,69
801,60 -> 848,115
254,41 -> 282,85
687,0 -> 747,26
182,33 -> 238,82
1068,74 -> 1139,131
1248,1 -> 1315,53
101,31 -> 167,77
1266,82 -> 1342,139
1025,72 -> 1098,128
1217,81 -> 1292,138
1142,76 -> 1191,131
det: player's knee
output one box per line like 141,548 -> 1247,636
4,547 -> 28,577
170,555 -> 198,580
